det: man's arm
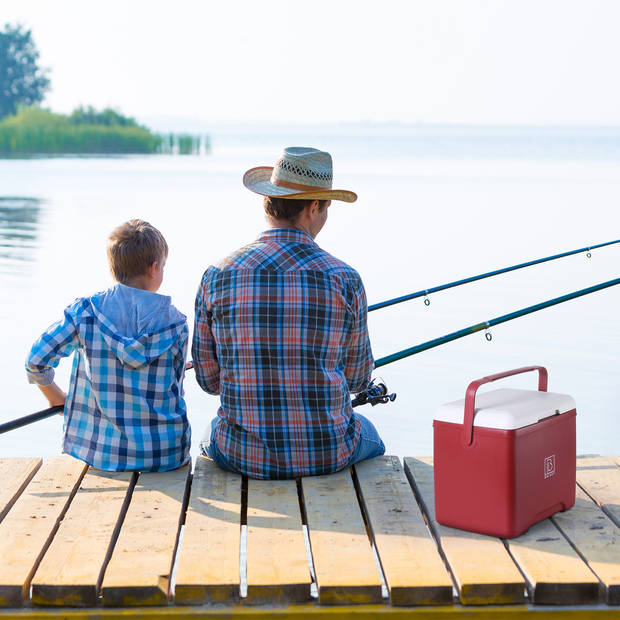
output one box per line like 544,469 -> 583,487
192,268 -> 221,395
343,278 -> 374,394
173,322 -> 190,392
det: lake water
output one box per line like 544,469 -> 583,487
1,123 -> 619,460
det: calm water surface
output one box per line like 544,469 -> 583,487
1,124 -> 619,459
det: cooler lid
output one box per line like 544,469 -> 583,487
434,388 -> 575,430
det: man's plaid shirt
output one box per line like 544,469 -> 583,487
192,228 -> 374,479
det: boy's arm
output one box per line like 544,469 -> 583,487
25,303 -> 80,396
192,269 -> 221,395
38,382 -> 67,408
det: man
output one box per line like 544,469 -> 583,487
192,146 -> 384,479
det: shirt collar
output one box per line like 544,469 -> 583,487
258,228 -> 316,245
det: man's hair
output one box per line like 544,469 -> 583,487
107,219 -> 168,283
264,196 -> 329,223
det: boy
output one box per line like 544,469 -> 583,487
25,219 -> 190,472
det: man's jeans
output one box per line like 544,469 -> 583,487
200,417 -> 237,473
200,413 -> 385,475
346,413 -> 386,466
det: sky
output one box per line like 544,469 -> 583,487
3,0 -> 620,128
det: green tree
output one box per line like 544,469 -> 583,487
0,24 -> 50,120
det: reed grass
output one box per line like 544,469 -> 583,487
0,107 -> 206,156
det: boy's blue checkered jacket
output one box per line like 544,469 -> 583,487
25,284 -> 190,472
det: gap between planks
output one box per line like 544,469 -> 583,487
174,457 -> 242,605
0,458 -> 42,524
100,464 -> 191,607
0,456 -> 88,607
30,469 -> 137,607
576,456 -> 620,528
245,477 -> 311,604
300,467 -> 383,605
403,456 -> 525,606
353,456 -> 453,606
551,485 -> 620,605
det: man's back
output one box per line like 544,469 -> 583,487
193,228 -> 374,479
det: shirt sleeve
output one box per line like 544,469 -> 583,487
344,276 -> 374,394
174,321 -> 189,395
192,267 -> 221,395
25,302 -> 81,386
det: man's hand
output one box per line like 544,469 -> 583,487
38,382 -> 67,410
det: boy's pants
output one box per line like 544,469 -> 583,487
200,414 -> 385,475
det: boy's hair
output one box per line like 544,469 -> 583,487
264,196 -> 329,223
107,219 -> 168,283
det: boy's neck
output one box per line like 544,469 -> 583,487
120,277 -> 159,293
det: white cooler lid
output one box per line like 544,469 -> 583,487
434,388 -> 575,430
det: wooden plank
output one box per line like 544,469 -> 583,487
101,464 -> 190,607
354,456 -> 453,606
0,456 -> 87,607
30,469 -> 135,607
0,458 -> 41,522
577,456 -> 620,527
175,457 -> 242,605
246,478 -> 311,604
301,468 -> 382,605
552,486 -> 620,605
506,517 -> 600,604
403,457 -> 524,605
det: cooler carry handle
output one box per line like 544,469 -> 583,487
461,366 -> 548,447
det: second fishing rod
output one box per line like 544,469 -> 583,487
368,238 -> 620,312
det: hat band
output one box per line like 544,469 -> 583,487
273,178 -> 330,192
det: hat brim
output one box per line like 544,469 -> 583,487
243,167 -> 357,203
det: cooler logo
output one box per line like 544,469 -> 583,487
544,455 -> 556,479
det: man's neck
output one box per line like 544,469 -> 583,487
266,217 -> 313,238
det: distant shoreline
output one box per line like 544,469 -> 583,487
0,107 -> 209,157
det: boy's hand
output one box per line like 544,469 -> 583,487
38,382 -> 67,410
185,361 -> 194,371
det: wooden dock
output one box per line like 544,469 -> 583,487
0,454 -> 618,618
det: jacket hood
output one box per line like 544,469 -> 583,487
88,284 -> 186,369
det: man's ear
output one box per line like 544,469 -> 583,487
300,200 -> 317,219
147,261 -> 159,279
308,199 -> 320,216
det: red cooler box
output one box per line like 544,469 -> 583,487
433,366 -> 576,538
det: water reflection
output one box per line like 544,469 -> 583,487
0,196 -> 42,275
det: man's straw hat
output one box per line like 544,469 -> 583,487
243,147 -> 357,203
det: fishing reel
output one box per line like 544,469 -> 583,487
351,378 -> 397,408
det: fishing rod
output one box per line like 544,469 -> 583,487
3,276 -> 617,431
0,404 -> 63,435
0,366 -> 394,435
368,238 -> 620,312
374,276 -> 620,368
